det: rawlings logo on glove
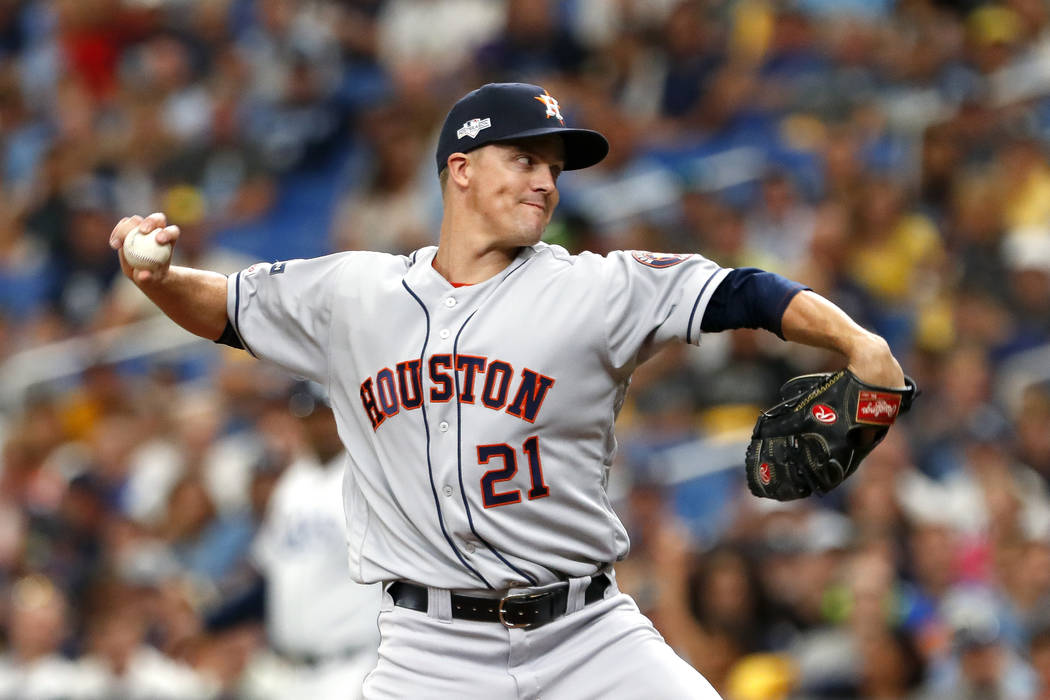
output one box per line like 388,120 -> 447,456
745,369 -> 918,501
857,392 -> 901,423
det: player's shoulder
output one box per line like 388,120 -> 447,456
607,250 -> 699,268
531,244 -> 700,271
529,241 -> 576,266
527,245 -> 656,291
335,248 -> 418,270
241,250 -> 411,277
349,249 -> 420,275
530,242 -> 634,266
525,243 -> 608,285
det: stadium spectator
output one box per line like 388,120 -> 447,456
0,1 -> 1049,695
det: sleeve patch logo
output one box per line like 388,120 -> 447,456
631,251 -> 691,269
269,262 -> 287,275
856,391 -> 901,425
811,404 -> 837,424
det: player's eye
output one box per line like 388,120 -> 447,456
516,155 -> 532,166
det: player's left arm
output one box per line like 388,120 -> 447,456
700,268 -> 905,389
699,267 -> 915,501
713,272 -> 917,501
780,290 -> 905,389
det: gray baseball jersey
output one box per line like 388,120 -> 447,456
228,243 -> 729,591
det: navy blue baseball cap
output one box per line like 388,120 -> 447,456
435,83 -> 609,174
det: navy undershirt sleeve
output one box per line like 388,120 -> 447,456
699,267 -> 809,339
215,319 -> 245,349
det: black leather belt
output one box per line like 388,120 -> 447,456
388,574 -> 611,630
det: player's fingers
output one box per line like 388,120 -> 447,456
154,225 -> 181,246
109,215 -> 144,249
137,211 -> 168,234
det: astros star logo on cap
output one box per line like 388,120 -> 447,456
534,90 -> 564,125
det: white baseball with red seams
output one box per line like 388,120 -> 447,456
122,227 -> 173,270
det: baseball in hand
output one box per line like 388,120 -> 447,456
122,227 -> 173,271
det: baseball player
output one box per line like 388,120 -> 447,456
110,83 -> 907,699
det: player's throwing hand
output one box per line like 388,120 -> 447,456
109,212 -> 181,285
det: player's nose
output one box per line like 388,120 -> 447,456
530,167 -> 557,194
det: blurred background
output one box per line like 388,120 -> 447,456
1,0 -> 1050,698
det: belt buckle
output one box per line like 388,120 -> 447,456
497,591 -> 549,629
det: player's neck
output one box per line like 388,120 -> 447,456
432,244 -> 520,285
433,228 -> 521,285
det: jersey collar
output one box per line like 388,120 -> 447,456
405,244 -> 542,295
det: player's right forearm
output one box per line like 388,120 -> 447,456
135,266 -> 229,341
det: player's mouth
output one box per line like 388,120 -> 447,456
521,200 -> 546,212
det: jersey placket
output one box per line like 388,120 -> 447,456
433,287 -> 537,587
431,292 -> 476,561
448,300 -> 539,588
401,278 -> 491,589
402,248 -> 541,589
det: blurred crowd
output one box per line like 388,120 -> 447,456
2,0 -> 1050,698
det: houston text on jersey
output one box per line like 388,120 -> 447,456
359,354 -> 555,430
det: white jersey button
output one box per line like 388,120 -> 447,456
442,485 -> 453,497
444,297 -> 457,308
439,421 -> 449,432
439,329 -> 451,339
463,541 -> 476,553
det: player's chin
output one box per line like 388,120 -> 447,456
515,221 -> 547,246
507,215 -> 547,245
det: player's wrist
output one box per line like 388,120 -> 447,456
843,333 -> 904,388
129,263 -> 174,287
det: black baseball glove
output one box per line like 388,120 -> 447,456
745,369 -> 918,501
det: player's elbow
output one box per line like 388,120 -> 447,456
700,268 -> 809,338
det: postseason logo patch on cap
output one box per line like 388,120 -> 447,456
457,118 -> 491,139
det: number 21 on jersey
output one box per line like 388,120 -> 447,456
477,436 -> 549,508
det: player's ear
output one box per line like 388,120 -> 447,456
447,153 -> 471,190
